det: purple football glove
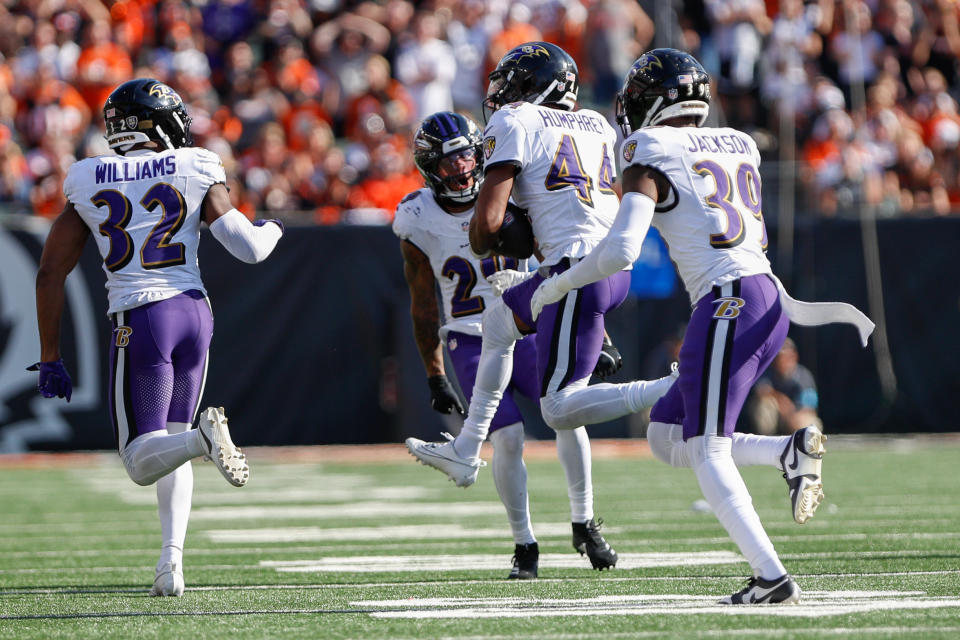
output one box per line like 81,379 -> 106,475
253,218 -> 284,233
26,359 -> 72,402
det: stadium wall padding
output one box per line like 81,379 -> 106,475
0,217 -> 955,452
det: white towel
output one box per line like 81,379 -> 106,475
772,275 -> 875,347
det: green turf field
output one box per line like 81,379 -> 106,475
1,436 -> 959,639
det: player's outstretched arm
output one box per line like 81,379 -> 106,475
531,165 -> 660,320
203,183 -> 283,264
400,240 -> 464,416
31,202 -> 89,400
469,165 -> 514,258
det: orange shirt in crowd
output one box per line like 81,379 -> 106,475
346,169 -> 423,217
76,43 -> 134,112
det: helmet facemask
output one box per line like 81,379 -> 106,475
413,112 -> 484,208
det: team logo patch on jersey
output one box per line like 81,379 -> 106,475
623,141 -> 637,163
712,297 -> 746,319
114,326 -> 133,347
484,137 -> 496,159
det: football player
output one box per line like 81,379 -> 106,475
530,49 -> 875,603
397,111 -> 618,578
406,43 -> 677,571
30,79 -> 283,597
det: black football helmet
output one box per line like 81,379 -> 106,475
103,78 -> 193,153
483,41 -> 579,121
615,48 -> 710,136
413,111 -> 484,208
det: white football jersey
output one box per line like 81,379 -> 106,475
482,103 -> 620,267
393,188 -> 526,338
621,126 -> 772,303
64,147 -> 226,313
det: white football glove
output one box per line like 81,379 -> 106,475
530,273 -> 570,320
486,269 -> 534,297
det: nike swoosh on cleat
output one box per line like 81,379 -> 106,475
787,444 -> 800,471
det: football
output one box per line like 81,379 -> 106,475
494,203 -> 535,259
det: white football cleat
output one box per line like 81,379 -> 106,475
149,562 -> 184,597
780,425 -> 827,524
405,432 -> 486,488
197,406 -> 249,487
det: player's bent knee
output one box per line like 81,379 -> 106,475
539,391 -> 580,431
647,422 -> 690,468
121,456 -> 156,486
646,421 -> 674,465
482,299 -> 523,346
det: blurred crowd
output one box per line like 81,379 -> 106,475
0,0 -> 958,224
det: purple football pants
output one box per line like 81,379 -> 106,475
502,260 -> 631,397
650,273 -> 789,440
108,289 -> 213,451
446,331 -> 539,433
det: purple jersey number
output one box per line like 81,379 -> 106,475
93,183 -> 188,272
95,189 -> 134,272
443,255 -> 518,318
544,136 -> 617,207
694,160 -> 768,250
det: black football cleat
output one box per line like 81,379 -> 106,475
572,518 -> 617,570
507,542 -> 539,580
719,574 -> 801,604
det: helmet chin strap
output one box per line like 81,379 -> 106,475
154,124 -> 175,150
530,78 -> 577,109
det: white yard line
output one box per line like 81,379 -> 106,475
354,591 -> 960,619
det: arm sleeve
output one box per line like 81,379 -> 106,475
209,209 -> 282,264
553,192 -> 656,292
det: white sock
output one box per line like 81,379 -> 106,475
649,423 -> 793,471
455,301 -> 521,460
156,422 -> 194,571
555,427 -> 594,523
122,428 -> 205,486
490,423 -> 535,545
540,374 -> 676,431
731,432 -> 792,469
626,372 -> 677,411
689,435 -> 786,580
